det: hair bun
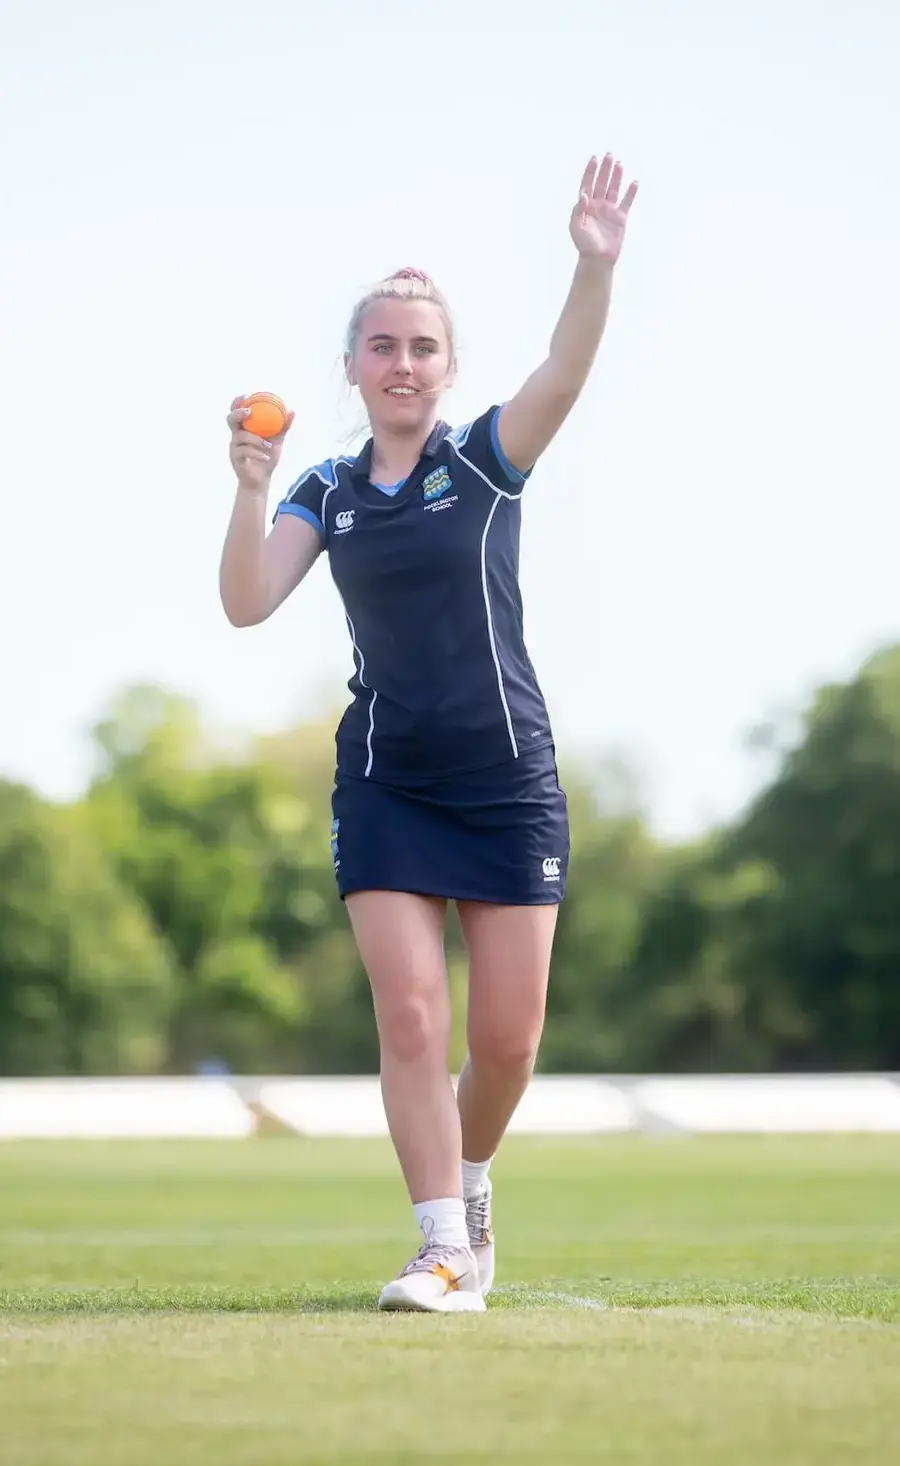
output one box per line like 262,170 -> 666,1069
390,267 -> 432,284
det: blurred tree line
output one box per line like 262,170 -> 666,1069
2,645 -> 900,1076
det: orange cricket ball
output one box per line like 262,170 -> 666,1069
241,391 -> 288,438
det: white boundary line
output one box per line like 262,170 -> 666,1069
492,1286 -> 898,1330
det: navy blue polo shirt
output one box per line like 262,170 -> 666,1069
274,405 -> 555,783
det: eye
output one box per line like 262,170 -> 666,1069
414,343 -> 437,355
374,342 -> 393,354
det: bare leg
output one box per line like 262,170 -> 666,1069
456,902 -> 558,1162
345,890 -> 462,1202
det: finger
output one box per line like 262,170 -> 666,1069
577,156 -> 598,200
227,407 -> 251,428
604,159 -> 623,205
233,428 -> 274,449
230,395 -> 246,410
620,179 -> 639,214
570,186 -> 591,229
593,153 -> 613,198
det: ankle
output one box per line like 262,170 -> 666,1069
413,1197 -> 470,1250
461,1156 -> 494,1199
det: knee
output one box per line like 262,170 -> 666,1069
377,990 -> 448,1065
468,1024 -> 541,1077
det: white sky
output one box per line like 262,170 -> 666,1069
1,0 -> 897,838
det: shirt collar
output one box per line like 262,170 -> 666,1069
351,420 -> 449,481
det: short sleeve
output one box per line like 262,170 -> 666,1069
272,460 -> 337,539
445,406 -> 531,492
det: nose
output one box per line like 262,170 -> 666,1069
392,348 -> 414,375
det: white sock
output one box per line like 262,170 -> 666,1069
461,1157 -> 493,1199
413,1197 -> 470,1250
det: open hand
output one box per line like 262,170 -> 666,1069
569,154 -> 638,265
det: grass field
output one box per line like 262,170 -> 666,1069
1,1135 -> 898,1464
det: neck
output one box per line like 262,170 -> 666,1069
370,419 -> 438,483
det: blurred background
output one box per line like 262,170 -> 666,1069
1,0 -> 898,1082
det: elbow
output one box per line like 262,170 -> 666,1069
219,589 -> 268,629
222,605 -> 267,629
218,565 -> 270,627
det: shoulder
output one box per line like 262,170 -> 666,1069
273,455 -> 356,537
444,406 -> 499,453
443,406 -> 530,495
286,455 -> 356,497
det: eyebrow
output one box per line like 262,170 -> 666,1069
367,333 -> 441,345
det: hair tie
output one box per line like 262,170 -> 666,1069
390,267 -> 431,284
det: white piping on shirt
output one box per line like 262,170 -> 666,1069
286,457 -> 355,501
343,609 -> 377,777
447,438 -> 524,761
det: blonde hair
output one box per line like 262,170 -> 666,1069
344,267 -> 456,367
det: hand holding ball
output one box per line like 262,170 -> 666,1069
227,391 -> 294,495
240,391 -> 289,439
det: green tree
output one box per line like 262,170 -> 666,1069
723,645 -> 900,1068
85,686 -> 325,1071
625,845 -> 799,1070
0,780 -> 174,1075
625,644 -> 900,1073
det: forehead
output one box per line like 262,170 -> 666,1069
360,297 -> 448,342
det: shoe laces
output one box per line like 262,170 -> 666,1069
466,1188 -> 492,1242
402,1215 -> 470,1277
401,1239 -> 467,1277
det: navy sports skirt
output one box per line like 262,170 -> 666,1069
330,744 -> 569,905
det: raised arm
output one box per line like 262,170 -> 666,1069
219,397 -> 322,628
495,154 -> 638,475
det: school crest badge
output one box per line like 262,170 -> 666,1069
423,466 -> 452,501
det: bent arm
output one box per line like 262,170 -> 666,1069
219,489 -> 322,627
495,257 -> 615,475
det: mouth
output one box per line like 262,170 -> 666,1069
385,386 -> 419,398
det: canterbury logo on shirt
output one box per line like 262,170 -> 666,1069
334,510 -> 355,534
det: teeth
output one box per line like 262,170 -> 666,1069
388,387 -> 416,396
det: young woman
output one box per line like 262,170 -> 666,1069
220,153 -> 638,1313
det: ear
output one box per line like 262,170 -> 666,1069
343,351 -> 357,388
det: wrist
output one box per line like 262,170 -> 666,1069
235,477 -> 270,500
574,254 -> 615,281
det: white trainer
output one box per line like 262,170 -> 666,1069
465,1181 -> 495,1296
378,1241 -> 486,1313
